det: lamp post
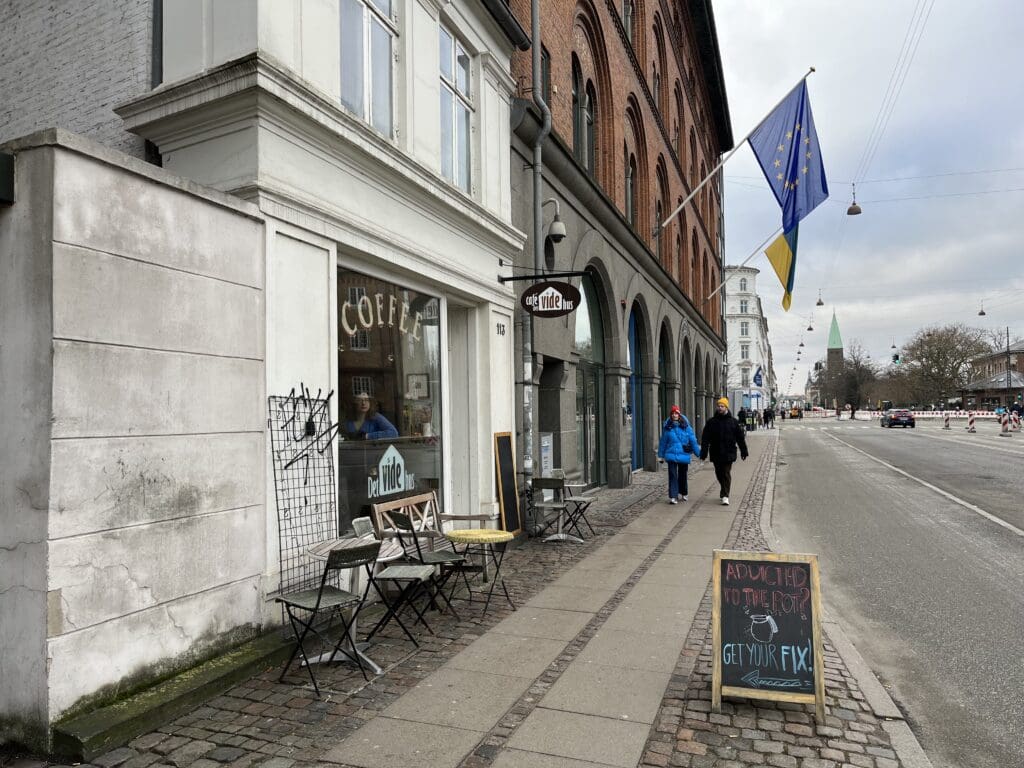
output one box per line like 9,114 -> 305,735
1006,326 -> 1012,408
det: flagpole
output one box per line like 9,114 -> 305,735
657,67 -> 816,235
703,226 -> 782,303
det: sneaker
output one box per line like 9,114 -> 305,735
682,495 -> 688,501
721,497 -> 730,506
669,498 -> 678,504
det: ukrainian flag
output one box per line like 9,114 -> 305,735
748,81 -> 828,310
765,227 -> 799,311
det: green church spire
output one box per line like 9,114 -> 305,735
827,311 -> 843,350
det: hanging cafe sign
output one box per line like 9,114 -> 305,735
520,280 -> 581,318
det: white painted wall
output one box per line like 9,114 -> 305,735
0,133 -> 267,734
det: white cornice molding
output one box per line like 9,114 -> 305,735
116,53 -> 525,254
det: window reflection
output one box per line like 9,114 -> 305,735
337,268 -> 442,528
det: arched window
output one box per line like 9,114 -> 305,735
674,234 -> 682,282
655,199 -> 663,262
623,0 -> 634,46
572,58 -> 585,165
688,127 -> 697,185
739,277 -> 747,292
585,81 -> 597,173
674,83 -> 684,158
652,63 -> 660,110
626,152 -> 638,228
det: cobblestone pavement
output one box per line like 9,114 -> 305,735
639,436 -> 907,768
3,437 -> 916,768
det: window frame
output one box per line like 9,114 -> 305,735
740,321 -> 750,337
340,0 -> 398,137
439,24 -> 474,193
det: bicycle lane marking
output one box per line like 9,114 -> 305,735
822,430 -> 1024,539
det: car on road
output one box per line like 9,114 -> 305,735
880,408 -> 915,428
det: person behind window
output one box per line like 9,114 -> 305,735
344,392 -> 399,440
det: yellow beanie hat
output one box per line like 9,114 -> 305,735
716,397 -> 730,408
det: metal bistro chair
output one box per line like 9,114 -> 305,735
388,511 -> 463,621
276,540 -> 381,694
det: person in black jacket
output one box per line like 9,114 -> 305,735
699,397 -> 748,506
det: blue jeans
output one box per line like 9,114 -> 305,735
667,461 -> 689,498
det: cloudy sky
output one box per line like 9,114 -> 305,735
712,1 -> 1024,395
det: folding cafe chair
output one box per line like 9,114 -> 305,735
276,540 -> 380,694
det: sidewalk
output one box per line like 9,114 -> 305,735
5,430 -> 932,768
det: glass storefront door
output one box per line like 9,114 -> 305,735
574,274 -> 605,486
337,268 -> 442,530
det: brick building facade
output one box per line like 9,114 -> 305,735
506,0 -> 731,489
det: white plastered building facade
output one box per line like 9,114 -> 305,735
0,0 -> 527,745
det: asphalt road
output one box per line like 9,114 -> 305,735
770,417 -> 1024,768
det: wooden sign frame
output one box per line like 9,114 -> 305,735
493,432 -> 522,534
711,550 -> 826,721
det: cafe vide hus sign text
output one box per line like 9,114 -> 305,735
520,281 -> 581,318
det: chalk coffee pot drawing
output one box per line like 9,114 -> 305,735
749,614 -> 779,643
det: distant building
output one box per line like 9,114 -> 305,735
723,266 -> 776,412
961,339 -> 1024,409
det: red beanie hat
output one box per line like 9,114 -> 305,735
670,405 -> 681,414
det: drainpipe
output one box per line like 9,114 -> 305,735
522,0 -> 550,506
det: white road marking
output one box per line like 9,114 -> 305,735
821,431 -> 1024,538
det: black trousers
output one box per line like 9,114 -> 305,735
712,460 -> 733,498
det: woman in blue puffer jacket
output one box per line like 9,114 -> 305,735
657,405 -> 702,504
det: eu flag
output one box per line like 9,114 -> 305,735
749,81 -> 828,232
749,80 -> 827,310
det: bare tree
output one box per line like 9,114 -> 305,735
901,324 -> 990,406
841,341 -> 878,409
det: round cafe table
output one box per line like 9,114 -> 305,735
444,528 -> 515,616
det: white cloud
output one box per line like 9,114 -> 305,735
714,0 -> 1024,393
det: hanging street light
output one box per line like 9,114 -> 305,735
847,182 -> 862,216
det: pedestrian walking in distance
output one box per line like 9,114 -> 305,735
657,405 -> 701,504
700,397 -> 748,506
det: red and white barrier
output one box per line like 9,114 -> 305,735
967,412 -> 976,432
998,412 -> 1012,437
943,412 -> 950,430
1013,413 -> 1021,432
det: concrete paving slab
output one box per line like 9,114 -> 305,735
507,708 -> 650,767
661,525 -> 729,555
525,584 -> 616,612
590,542 -> 655,560
575,628 -> 682,673
621,517 -> 677,535
550,568 -> 632,590
640,553 -> 711,586
618,579 -> 694,610
490,606 -> 594,641
489,748 -> 610,768
599,532 -> 664,548
381,667 -> 529,731
566,555 -> 638,575
541,662 -> 671,723
599,603 -> 693,637
445,633 -> 566,680
320,716 -> 481,767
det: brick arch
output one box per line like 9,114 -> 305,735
673,80 -> 684,159
624,95 -> 649,233
652,12 -> 669,117
655,155 -> 669,262
572,0 -> 615,188
690,228 -> 699,305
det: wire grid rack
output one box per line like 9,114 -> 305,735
268,391 -> 339,597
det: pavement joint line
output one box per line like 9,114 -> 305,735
822,429 -> 1024,537
456,485 -> 702,767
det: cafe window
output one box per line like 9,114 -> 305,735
337,268 -> 442,529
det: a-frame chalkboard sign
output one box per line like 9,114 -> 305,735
711,550 -> 826,721
493,432 -> 521,534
